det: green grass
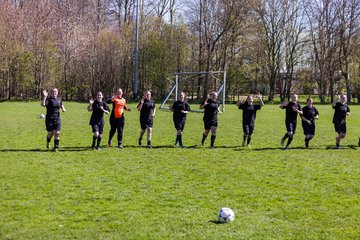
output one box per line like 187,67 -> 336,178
0,101 -> 359,239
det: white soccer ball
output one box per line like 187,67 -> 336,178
218,207 -> 235,223
40,114 -> 45,119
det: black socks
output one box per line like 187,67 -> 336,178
97,136 -> 102,147
92,136 -> 96,148
211,135 -> 216,147
177,134 -> 183,147
54,138 -> 59,149
247,136 -> 251,145
201,134 -> 207,145
287,136 -> 293,147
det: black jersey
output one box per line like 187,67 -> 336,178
172,100 -> 190,121
138,99 -> 155,120
282,102 -> 301,123
45,97 -> 62,120
202,99 -> 219,122
89,100 -> 109,125
301,106 -> 319,123
332,102 -> 350,124
238,102 -> 261,126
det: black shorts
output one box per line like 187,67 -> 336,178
243,124 -> 254,135
204,120 -> 217,130
286,122 -> 297,134
174,118 -> 186,131
302,122 -> 315,135
110,117 -> 125,128
91,124 -> 104,134
46,118 -> 61,132
140,118 -> 153,130
334,122 -> 346,134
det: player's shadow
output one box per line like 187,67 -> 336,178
233,146 -> 282,151
115,144 -> 235,149
0,145 -> 356,152
121,144 -> 179,149
325,145 -> 358,150
59,146 -> 93,152
0,148 -> 49,152
0,146 -> 90,152
183,145 -> 241,149
232,145 -> 352,151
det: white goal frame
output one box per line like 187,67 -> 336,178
159,70 -> 227,112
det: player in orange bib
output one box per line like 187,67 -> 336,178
106,88 -> 131,148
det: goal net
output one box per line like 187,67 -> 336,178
159,71 -> 227,112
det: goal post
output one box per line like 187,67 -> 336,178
160,70 -> 227,112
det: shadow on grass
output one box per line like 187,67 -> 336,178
111,144 -> 357,150
118,144 -> 180,149
116,144 -> 242,149
325,145 -> 358,150
0,148 -> 49,152
0,146 -> 90,152
59,146 -> 93,151
232,145 -> 358,151
208,220 -> 227,224
0,145 -> 357,152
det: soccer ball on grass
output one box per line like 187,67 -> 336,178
218,207 -> 235,223
40,114 -> 45,119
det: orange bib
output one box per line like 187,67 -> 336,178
114,97 -> 126,118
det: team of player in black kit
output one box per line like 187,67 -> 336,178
41,88 -> 353,151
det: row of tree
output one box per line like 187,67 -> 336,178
1,0 -> 360,103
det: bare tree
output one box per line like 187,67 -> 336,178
306,0 -> 340,103
281,0 -> 306,101
187,0 -> 245,99
351,33 -> 360,102
109,0 -> 135,33
255,0 -> 286,101
149,0 -> 171,18
337,0 -> 360,102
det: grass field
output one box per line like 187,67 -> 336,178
0,101 -> 359,240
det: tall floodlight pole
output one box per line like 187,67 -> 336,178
133,0 -> 139,99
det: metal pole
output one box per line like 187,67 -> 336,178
175,74 -> 179,101
222,70 -> 226,112
133,0 -> 139,99
160,84 -> 177,109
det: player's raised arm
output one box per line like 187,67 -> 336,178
332,94 -> 340,107
87,97 -> 94,111
41,89 -> 48,107
137,97 -> 144,111
280,101 -> 288,108
257,94 -> 264,106
236,99 -> 244,107
200,99 -> 208,109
